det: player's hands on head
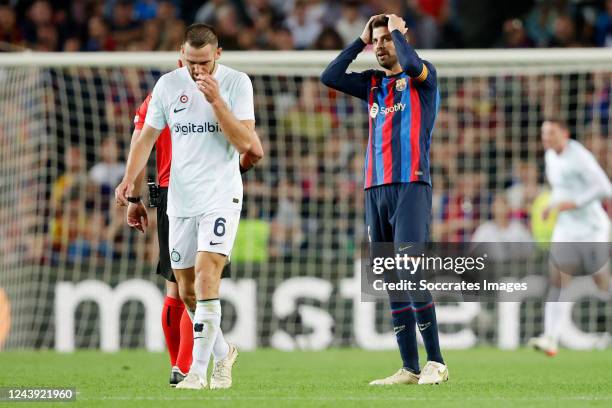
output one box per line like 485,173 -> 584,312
360,14 -> 384,44
114,179 -> 135,207
386,14 -> 408,35
197,75 -> 222,105
126,201 -> 148,233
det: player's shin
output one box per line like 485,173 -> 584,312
413,298 -> 444,365
390,301 -> 420,373
190,299 -> 222,377
213,328 -> 230,361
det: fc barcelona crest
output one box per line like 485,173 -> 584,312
395,78 -> 407,91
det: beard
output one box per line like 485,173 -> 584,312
376,53 -> 397,70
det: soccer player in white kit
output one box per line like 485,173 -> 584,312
116,24 -> 261,389
528,118 -> 611,356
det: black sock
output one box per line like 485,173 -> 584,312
413,301 -> 444,364
390,301 -> 420,374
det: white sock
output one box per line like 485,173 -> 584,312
213,329 -> 230,362
544,301 -> 572,344
189,299 -> 221,377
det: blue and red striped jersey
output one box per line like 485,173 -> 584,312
364,70 -> 439,189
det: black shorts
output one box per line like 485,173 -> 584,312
156,187 -> 232,282
156,187 -> 175,282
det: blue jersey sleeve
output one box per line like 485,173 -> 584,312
391,30 -> 437,88
320,38 -> 371,101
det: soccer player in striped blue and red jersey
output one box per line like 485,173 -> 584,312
321,14 -> 447,385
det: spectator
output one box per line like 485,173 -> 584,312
549,14 -> 579,47
499,18 -> 534,48
335,0 -> 366,46
51,146 -> 88,207
270,26 -> 295,50
157,2 -> 185,51
285,0 -> 322,49
312,26 -> 343,50
215,4 -> 243,50
506,161 -> 543,220
194,0 -> 228,24
89,137 -> 126,190
404,0 -> 439,49
595,0 -> 612,47
109,0 -> 142,49
0,4 -> 24,50
22,0 -> 54,49
471,195 -> 534,262
437,171 -> 490,242
85,16 -> 117,51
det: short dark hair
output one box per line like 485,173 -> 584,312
543,117 -> 569,131
369,15 -> 410,41
183,23 -> 218,48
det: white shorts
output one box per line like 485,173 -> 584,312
168,209 -> 241,269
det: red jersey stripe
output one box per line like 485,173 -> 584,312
365,77 -> 376,188
409,79 -> 421,182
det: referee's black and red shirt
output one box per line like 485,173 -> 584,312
133,94 -> 171,187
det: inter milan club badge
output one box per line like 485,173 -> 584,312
171,249 -> 181,262
395,78 -> 407,91
179,94 -> 188,103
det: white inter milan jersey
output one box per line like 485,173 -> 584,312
145,64 -> 254,217
545,139 -> 612,242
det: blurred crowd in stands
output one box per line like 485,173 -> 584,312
1,1 -> 610,270
1,0 -> 612,52
3,70 -> 606,268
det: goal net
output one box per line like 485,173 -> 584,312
0,49 -> 610,351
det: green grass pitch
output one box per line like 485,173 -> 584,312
1,348 -> 611,407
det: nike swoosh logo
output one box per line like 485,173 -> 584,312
398,244 -> 413,252
174,107 -> 187,113
394,325 -> 405,335
209,241 -> 223,246
418,322 -> 431,331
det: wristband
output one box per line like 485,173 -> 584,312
127,196 -> 141,203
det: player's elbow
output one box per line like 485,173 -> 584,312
320,68 -> 336,88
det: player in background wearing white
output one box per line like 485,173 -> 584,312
116,23 -> 262,389
528,118 -> 611,356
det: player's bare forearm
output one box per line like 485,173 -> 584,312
124,125 -> 158,183
240,130 -> 264,173
117,124 -> 160,203
210,100 -> 254,153
128,129 -> 147,195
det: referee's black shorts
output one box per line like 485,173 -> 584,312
156,187 -> 175,282
155,187 -> 232,282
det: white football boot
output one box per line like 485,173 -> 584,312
175,372 -> 207,390
528,335 -> 558,356
369,368 -> 420,385
418,361 -> 449,384
210,344 -> 239,390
